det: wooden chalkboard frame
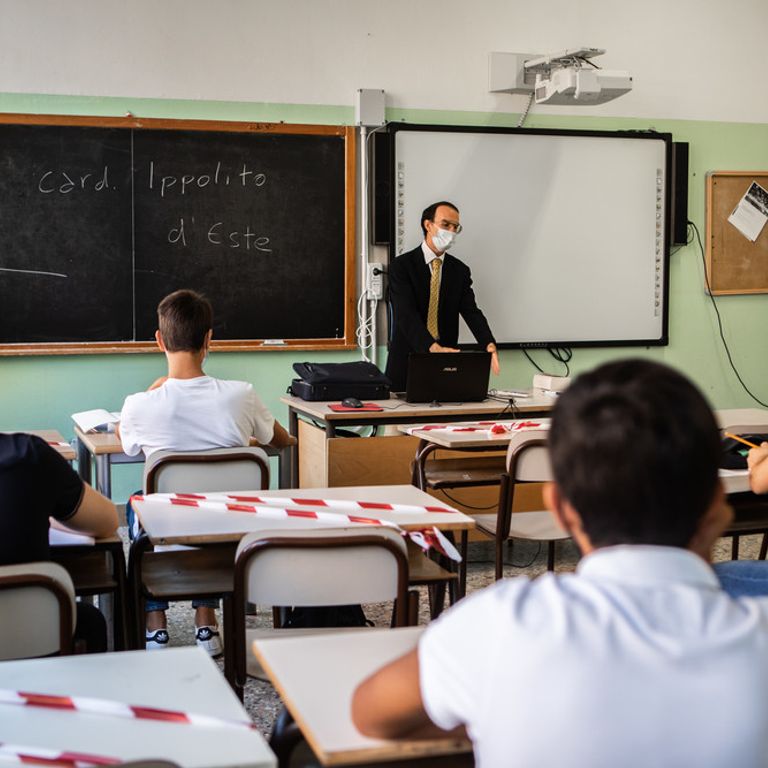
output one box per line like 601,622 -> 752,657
0,113 -> 356,355
706,171 -> 768,295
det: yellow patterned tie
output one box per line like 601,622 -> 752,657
427,258 -> 441,339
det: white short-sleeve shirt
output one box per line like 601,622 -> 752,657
419,546 -> 768,768
119,376 -> 275,458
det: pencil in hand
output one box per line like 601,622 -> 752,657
724,432 -> 760,450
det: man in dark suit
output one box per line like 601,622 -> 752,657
385,201 -> 499,391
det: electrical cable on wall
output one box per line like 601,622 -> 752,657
522,347 -> 572,377
516,93 -> 534,128
690,220 -> 768,408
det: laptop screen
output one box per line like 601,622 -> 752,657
404,352 -> 491,403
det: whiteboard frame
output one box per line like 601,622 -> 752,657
387,123 -> 672,350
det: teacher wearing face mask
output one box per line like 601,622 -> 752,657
385,200 -> 500,392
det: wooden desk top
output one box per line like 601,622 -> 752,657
4,429 -> 75,461
134,484 -> 475,545
0,646 -> 274,767
253,627 -> 470,766
401,417 -> 551,449
75,427 -> 276,457
281,392 -> 554,423
74,425 -> 125,455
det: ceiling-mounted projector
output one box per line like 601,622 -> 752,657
534,67 -> 632,105
489,47 -> 632,106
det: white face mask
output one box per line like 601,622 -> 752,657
431,227 -> 457,252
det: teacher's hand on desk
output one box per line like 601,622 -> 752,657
429,342 -> 460,354
747,443 -> 768,494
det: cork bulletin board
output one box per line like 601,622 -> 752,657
706,171 -> 768,294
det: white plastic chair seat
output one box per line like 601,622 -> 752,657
0,561 -> 76,660
475,510 -> 569,541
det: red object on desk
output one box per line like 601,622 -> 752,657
328,403 -> 384,412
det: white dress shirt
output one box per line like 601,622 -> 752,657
421,240 -> 444,291
419,545 -> 768,768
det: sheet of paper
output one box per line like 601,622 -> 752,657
48,527 -> 95,546
728,181 -> 768,242
71,409 -> 121,433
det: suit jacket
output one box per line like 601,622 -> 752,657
385,245 -> 495,391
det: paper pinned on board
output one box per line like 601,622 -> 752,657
728,181 -> 768,242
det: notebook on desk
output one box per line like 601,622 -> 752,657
404,352 -> 491,403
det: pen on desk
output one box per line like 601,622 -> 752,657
724,432 -> 760,450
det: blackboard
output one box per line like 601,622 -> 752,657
0,115 -> 355,354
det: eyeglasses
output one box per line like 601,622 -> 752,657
433,218 -> 463,233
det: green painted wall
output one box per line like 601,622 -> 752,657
2,92 -> 767,500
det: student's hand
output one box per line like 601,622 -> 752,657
748,443 -> 768,494
267,421 -> 298,450
487,343 -> 500,376
147,376 -> 168,391
429,343 -> 460,353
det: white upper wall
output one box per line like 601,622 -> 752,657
1,0 -> 765,123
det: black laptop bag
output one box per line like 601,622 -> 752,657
289,361 -> 390,402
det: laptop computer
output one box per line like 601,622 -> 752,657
404,351 -> 492,403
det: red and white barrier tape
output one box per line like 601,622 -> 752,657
157,493 -> 455,516
0,742 -> 119,767
0,689 -> 254,732
405,419 -> 547,435
131,494 -> 462,562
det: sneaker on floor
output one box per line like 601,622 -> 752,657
195,625 -> 223,657
145,629 -> 169,650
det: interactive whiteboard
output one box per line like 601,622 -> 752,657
390,125 -> 670,348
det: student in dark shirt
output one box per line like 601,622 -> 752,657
0,433 -> 118,652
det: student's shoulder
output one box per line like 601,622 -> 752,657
210,377 -> 255,395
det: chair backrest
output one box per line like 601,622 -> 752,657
0,561 -> 76,659
506,429 -> 552,482
234,527 -> 408,609
143,447 -> 270,494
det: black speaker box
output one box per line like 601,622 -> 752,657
372,130 -> 392,245
671,142 -> 689,246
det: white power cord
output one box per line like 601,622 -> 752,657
355,290 -> 375,361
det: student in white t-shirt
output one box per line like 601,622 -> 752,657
118,289 -> 295,655
352,359 -> 768,768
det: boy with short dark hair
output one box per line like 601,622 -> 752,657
118,289 -> 295,654
353,359 -> 768,766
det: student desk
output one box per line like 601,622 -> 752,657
253,626 -> 472,766
74,426 -> 138,498
280,393 -> 554,489
133,484 -> 475,545
4,429 -> 75,461
132,485 -> 475,632
75,427 -> 292,497
0,646 -> 275,767
404,408 -> 768,560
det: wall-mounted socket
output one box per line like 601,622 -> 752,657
366,262 -> 384,300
